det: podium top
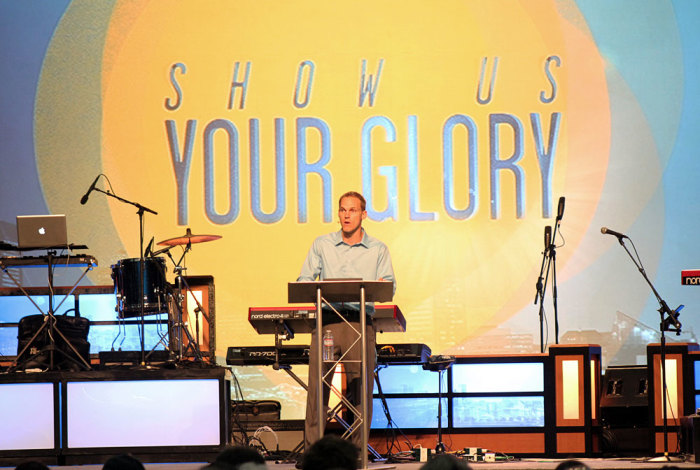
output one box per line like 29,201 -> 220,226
288,280 -> 394,304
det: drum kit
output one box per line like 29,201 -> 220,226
110,228 -> 221,365
79,177 -> 222,366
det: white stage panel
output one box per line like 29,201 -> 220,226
66,379 -> 221,448
0,382 -> 55,450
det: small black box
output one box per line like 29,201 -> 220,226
231,400 -> 281,422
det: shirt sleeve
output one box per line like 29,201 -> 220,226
376,243 -> 397,295
297,238 -> 322,281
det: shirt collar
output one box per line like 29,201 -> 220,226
333,229 -> 369,247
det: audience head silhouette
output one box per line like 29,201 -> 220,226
15,462 -> 50,470
420,453 -> 472,470
202,445 -> 267,470
102,454 -> 145,470
302,435 -> 359,470
554,460 -> 591,470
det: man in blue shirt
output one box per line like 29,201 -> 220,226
298,191 -> 396,454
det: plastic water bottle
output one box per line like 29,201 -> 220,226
322,329 -> 334,362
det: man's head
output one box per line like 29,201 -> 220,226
338,191 -> 367,238
302,435 -> 359,470
102,454 -> 145,470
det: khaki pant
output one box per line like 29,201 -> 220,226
304,321 -> 376,452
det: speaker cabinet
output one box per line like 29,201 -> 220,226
600,365 -> 649,455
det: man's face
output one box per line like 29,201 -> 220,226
338,196 -> 366,234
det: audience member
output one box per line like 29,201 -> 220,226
102,453 -> 145,470
14,462 -> 50,470
554,459 -> 591,470
420,453 -> 472,470
201,445 -> 267,470
301,435 -> 359,470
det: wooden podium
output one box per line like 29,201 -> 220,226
288,280 -> 393,468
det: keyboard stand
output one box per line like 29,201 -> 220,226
0,251 -> 95,371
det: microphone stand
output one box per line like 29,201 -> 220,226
92,187 -> 157,366
612,236 -> 683,462
534,218 -> 562,353
551,218 -> 562,346
534,237 -> 550,353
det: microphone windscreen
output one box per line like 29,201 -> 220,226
557,196 -> 565,221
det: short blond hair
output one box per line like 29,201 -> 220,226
339,191 -> 366,211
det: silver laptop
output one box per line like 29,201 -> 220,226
16,214 -> 68,250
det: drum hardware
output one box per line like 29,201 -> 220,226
111,311 -> 170,363
157,227 -> 222,247
110,255 -> 172,363
155,228 -> 220,364
106,225 -> 219,366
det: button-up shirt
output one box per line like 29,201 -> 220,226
297,229 -> 396,314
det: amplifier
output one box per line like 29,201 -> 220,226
376,343 -> 431,364
231,400 -> 281,422
98,350 -> 171,367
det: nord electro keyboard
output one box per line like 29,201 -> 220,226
248,304 -> 406,335
226,343 -> 430,366
682,269 -> 700,285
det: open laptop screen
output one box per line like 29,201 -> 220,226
16,214 -> 68,249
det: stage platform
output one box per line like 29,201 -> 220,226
3,342 -> 700,468
2,457 -> 700,470
0,365 -> 231,467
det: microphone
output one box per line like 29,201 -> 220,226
152,246 -> 172,257
556,196 -> 565,222
80,174 -> 100,205
544,225 -> 551,251
144,237 -> 154,258
601,227 -> 628,240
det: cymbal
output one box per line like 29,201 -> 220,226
157,228 -> 222,247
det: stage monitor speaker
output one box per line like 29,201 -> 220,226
600,365 -> 648,422
600,365 -> 650,455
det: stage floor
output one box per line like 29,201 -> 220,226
3,457 -> 700,470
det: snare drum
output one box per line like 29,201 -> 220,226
111,257 -> 168,317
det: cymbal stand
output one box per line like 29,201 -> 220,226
2,251 -> 94,371
163,242 -> 205,362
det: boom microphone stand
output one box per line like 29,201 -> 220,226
87,185 -> 157,366
605,229 -> 683,462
